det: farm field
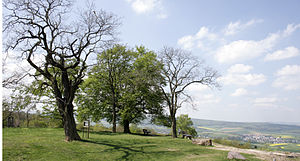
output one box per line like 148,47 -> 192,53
139,118 -> 300,153
2,128 -> 261,161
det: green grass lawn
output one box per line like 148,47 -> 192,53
3,128 -> 261,161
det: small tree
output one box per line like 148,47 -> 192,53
3,0 -> 119,141
177,114 -> 197,137
159,47 -> 219,138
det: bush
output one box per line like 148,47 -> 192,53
213,138 -> 252,149
31,120 -> 48,128
92,123 -> 111,132
130,124 -> 143,134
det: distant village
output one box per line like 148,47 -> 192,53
241,134 -> 300,144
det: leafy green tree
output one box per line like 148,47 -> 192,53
76,45 -> 133,132
177,114 -> 197,137
119,46 -> 165,133
77,45 -> 165,133
2,83 -> 38,127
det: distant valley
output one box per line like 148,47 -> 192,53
139,118 -> 300,153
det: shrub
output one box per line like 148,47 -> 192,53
93,123 -> 111,132
130,124 -> 143,134
31,120 -> 48,128
213,138 -> 252,149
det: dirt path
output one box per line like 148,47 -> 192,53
208,143 -> 300,161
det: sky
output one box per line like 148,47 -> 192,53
79,0 -> 300,123
3,0 -> 300,123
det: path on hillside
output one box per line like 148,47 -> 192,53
208,143 -> 300,161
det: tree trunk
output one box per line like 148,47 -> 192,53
26,111 -> 29,128
16,111 -> 20,127
171,114 -> 177,138
63,104 -> 81,141
123,119 -> 130,133
112,104 -> 117,133
58,70 -> 81,141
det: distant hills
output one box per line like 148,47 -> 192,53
139,118 -> 300,139
191,118 -> 300,137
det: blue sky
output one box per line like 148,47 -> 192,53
3,0 -> 299,123
74,0 -> 300,123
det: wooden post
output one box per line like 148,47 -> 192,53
82,127 -> 84,138
87,120 -> 90,139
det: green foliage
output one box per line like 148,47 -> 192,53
152,113 -> 172,127
177,114 -> 197,137
213,138 -> 252,149
77,123 -> 111,132
130,124 -> 143,134
76,45 -> 165,132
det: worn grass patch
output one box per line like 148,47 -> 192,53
3,128 -> 261,161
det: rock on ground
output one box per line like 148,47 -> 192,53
227,151 -> 246,160
192,139 -> 212,146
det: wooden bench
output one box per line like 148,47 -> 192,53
143,129 -> 151,135
183,134 -> 192,140
179,130 -> 192,140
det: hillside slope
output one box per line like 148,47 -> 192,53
3,128 -> 261,161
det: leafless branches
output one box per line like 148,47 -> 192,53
159,46 -> 220,138
3,0 -> 120,141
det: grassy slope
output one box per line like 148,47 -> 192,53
3,128 -> 261,161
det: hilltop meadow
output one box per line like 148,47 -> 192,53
3,128 -> 262,161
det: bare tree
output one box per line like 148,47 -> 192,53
3,0 -> 119,141
159,47 -> 220,138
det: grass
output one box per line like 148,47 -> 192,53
3,128 -> 262,161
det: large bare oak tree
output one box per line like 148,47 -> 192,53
160,47 -> 220,138
3,0 -> 119,141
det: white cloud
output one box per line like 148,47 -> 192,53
264,46 -> 300,61
227,64 -> 253,74
177,27 -> 218,50
215,33 -> 279,63
283,24 -> 300,37
186,83 -> 209,93
252,96 -> 283,108
215,24 -> 300,63
224,19 -> 263,36
219,73 -> 266,86
177,35 -> 195,50
273,65 -> 300,90
131,0 -> 156,13
219,64 -> 266,86
126,0 -> 167,19
254,97 -> 278,104
195,27 -> 217,40
231,88 -> 248,96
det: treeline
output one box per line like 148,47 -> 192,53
2,110 -> 62,128
3,44 -> 218,138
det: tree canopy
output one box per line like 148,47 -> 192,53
76,45 -> 165,133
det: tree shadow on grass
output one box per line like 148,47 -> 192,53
80,139 -> 146,160
79,130 -> 169,137
79,139 -> 178,160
